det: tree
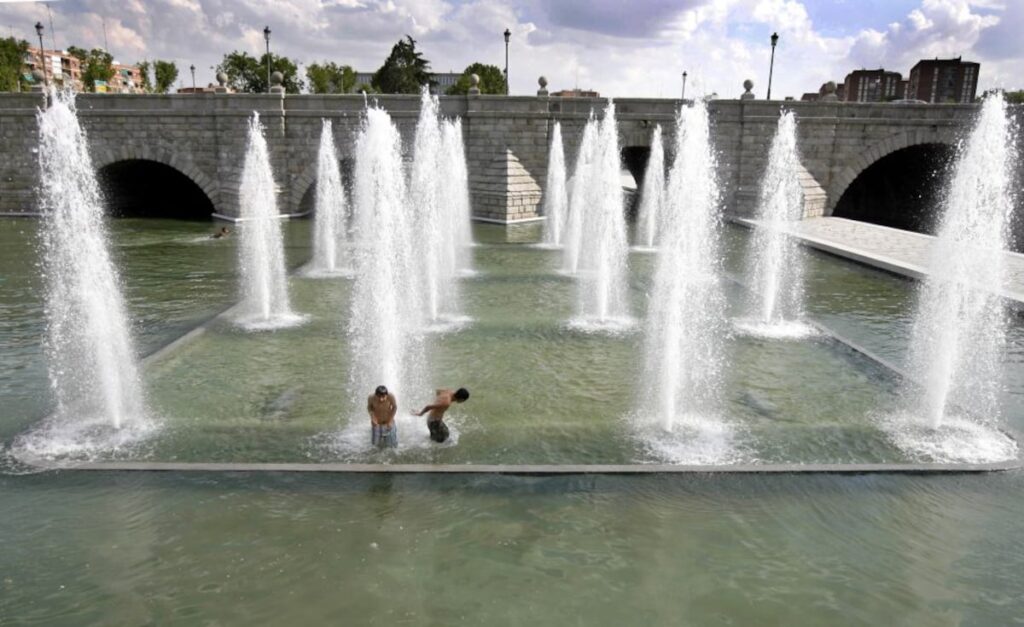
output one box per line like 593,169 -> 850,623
371,35 -> 433,94
136,60 -> 152,92
353,82 -> 376,94
216,50 -> 303,93
79,48 -> 114,92
446,62 -> 505,95
66,46 -> 87,63
1004,90 -> 1024,105
154,60 -> 178,93
306,61 -> 356,94
0,37 -> 29,92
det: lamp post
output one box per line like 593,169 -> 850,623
35,21 -> 47,87
263,26 -> 271,93
503,28 -> 510,95
681,71 -> 688,100
767,31 -> 778,100
190,64 -> 196,91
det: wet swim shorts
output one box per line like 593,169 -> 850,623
427,420 -> 449,443
372,423 -> 398,448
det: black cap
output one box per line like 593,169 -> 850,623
375,385 -> 388,396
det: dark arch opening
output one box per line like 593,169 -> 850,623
833,143 -> 956,235
98,160 -> 214,220
297,158 -> 356,216
621,146 -> 650,219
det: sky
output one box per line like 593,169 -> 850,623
0,0 -> 1019,98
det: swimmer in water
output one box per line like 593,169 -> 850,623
412,387 -> 469,443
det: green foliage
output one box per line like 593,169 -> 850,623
65,46 -> 87,62
153,60 -> 178,93
353,82 -> 376,94
80,48 -> 114,92
216,50 -> 303,93
1005,90 -> 1024,105
446,62 -> 506,95
371,36 -> 433,94
306,61 -> 356,94
0,37 -> 29,92
136,60 -> 152,92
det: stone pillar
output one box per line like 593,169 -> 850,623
269,71 -> 285,94
468,73 -> 480,96
819,81 -> 839,102
537,76 -> 548,97
214,71 -> 230,94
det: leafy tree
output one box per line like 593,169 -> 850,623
216,50 -> 303,93
447,62 -> 505,95
153,60 -> 178,93
0,37 -> 29,92
353,82 -> 376,94
136,60 -> 152,92
80,48 -> 114,92
66,45 -> 87,63
306,61 -> 356,94
371,35 -> 433,94
1004,90 -> 1024,105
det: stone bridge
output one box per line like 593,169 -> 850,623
0,91 -> 1014,229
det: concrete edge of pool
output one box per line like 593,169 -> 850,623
35,460 -> 1024,474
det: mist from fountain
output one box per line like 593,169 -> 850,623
309,119 -> 351,277
12,91 -> 153,460
569,101 -> 631,330
343,106 -> 428,449
634,124 -> 665,250
636,99 -> 733,463
739,110 -> 813,338
410,88 -> 468,324
541,122 -> 568,248
236,113 -> 302,330
562,116 -> 597,275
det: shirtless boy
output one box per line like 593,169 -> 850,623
367,385 -> 398,448
412,388 -> 469,443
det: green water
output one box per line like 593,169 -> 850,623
2,218 -> 1023,624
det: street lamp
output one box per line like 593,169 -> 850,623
263,25 -> 271,93
503,28 -> 510,95
767,31 -> 779,100
190,64 -> 196,91
35,21 -> 47,87
682,71 -> 688,100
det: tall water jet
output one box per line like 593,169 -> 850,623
309,119 -> 350,276
905,93 -> 1018,433
440,118 -> 474,278
18,91 -> 150,458
637,99 -> 732,462
409,88 -> 465,324
236,113 -> 300,329
562,117 -> 598,274
740,111 -> 810,336
541,122 -> 568,247
570,101 -> 631,329
634,124 -> 665,249
347,106 -> 426,435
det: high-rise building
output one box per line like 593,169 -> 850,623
907,57 -> 979,103
843,69 -> 904,102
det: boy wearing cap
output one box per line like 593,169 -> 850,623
368,385 -> 398,448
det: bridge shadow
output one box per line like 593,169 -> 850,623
99,159 -> 214,220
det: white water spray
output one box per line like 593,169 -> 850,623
908,94 -> 1017,429
634,125 -> 666,249
236,113 -> 300,329
570,101 -> 631,329
638,100 -> 732,461
742,110 -> 809,334
562,117 -> 597,274
409,88 -> 467,323
348,106 -> 427,424
13,91 -> 153,460
541,122 -> 568,247
440,117 -> 474,278
310,119 -> 351,276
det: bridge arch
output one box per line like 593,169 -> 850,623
827,128 -> 959,226
93,146 -> 218,220
291,157 -> 356,216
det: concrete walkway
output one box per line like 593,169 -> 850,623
744,217 -> 1024,304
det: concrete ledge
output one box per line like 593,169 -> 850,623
45,460 -> 1022,474
472,215 -> 545,225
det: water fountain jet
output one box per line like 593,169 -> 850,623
541,122 -> 568,248
309,119 -> 351,277
633,125 -> 665,250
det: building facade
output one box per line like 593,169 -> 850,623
907,57 -> 979,103
23,47 -> 82,91
843,69 -> 904,102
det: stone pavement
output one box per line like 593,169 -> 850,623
741,217 -> 1024,304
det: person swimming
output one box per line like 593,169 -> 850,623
211,226 -> 230,239
368,385 -> 398,448
412,387 -> 469,443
